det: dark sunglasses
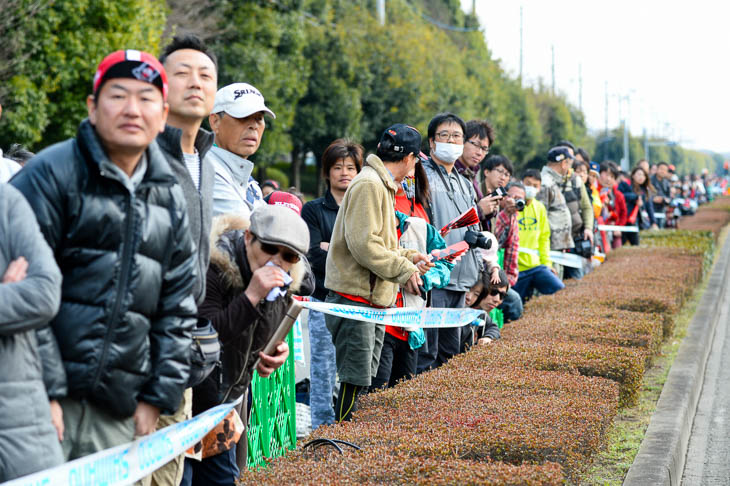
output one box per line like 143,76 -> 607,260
254,236 -> 301,264
488,289 -> 507,299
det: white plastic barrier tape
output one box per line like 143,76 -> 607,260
292,314 -> 305,364
597,224 -> 639,233
517,247 -> 585,269
5,397 -> 241,486
300,301 -> 484,328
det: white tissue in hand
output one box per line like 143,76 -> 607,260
265,261 -> 293,301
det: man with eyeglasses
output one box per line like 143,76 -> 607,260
454,119 -> 507,231
417,112 -> 484,372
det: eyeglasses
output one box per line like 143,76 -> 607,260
491,166 -> 511,178
466,139 -> 490,154
255,237 -> 300,263
435,131 -> 464,143
488,288 -> 507,299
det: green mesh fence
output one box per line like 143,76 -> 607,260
247,330 -> 296,469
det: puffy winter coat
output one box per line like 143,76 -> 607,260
301,190 -> 339,301
193,215 -> 312,415
10,119 -> 198,417
0,183 -> 64,481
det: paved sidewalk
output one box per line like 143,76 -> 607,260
681,284 -> 730,485
624,234 -> 730,486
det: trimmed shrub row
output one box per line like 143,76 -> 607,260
241,200 -> 727,484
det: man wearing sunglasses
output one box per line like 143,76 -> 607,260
189,204 -> 310,485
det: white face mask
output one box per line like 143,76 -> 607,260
432,142 -> 463,164
524,185 -> 539,200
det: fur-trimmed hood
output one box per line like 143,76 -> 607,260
209,214 -> 308,293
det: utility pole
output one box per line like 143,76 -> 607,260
621,95 -> 630,172
604,81 -> 608,137
643,128 -> 649,161
472,0 -> 476,15
551,45 -> 555,95
519,5 -> 523,86
377,0 -> 385,26
578,63 -> 582,112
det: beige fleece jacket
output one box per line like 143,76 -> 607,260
324,154 -> 418,307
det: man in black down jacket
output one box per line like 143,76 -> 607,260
10,50 -> 197,460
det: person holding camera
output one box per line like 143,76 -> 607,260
477,154 -> 514,229
538,147 -> 575,259
417,113 -> 484,373
492,181 -> 525,321
513,170 -> 565,303
555,142 -> 594,280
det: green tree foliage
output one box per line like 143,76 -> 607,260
0,0 -> 167,149
209,0 -> 310,168
1,0 -> 721,181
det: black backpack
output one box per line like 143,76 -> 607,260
187,317 -> 221,388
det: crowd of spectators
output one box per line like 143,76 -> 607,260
1,34 -> 728,486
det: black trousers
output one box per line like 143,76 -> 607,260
371,333 -> 417,390
416,289 -> 466,373
622,230 -> 640,246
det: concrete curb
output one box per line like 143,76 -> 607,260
624,234 -> 730,486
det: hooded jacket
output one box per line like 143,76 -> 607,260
0,184 -> 64,481
539,165 -> 574,251
10,119 -> 197,417
193,215 -> 310,415
325,154 -> 419,307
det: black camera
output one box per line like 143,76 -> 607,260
571,238 -> 592,258
514,198 -> 526,211
490,187 -> 506,198
464,230 -> 492,250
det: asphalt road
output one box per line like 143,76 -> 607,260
682,269 -> 730,486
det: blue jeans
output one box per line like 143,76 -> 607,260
182,446 -> 239,486
498,287 -> 523,321
307,304 -> 336,429
513,265 -> 565,303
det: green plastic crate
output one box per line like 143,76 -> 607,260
247,330 -> 296,468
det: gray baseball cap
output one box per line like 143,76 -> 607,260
249,204 -> 309,256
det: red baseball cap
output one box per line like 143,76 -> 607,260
93,49 -> 168,100
266,191 -> 303,215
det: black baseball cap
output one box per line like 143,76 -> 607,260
547,146 -> 574,163
379,124 -> 425,161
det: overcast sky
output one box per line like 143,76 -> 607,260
460,0 -> 730,153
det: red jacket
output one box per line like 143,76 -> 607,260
599,183 -> 627,226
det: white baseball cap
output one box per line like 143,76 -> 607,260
212,83 -> 276,119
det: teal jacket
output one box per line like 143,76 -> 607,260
395,211 -> 454,291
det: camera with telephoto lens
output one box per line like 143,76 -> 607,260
490,186 -> 506,198
464,230 -> 492,250
571,238 -> 592,258
514,198 -> 526,211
